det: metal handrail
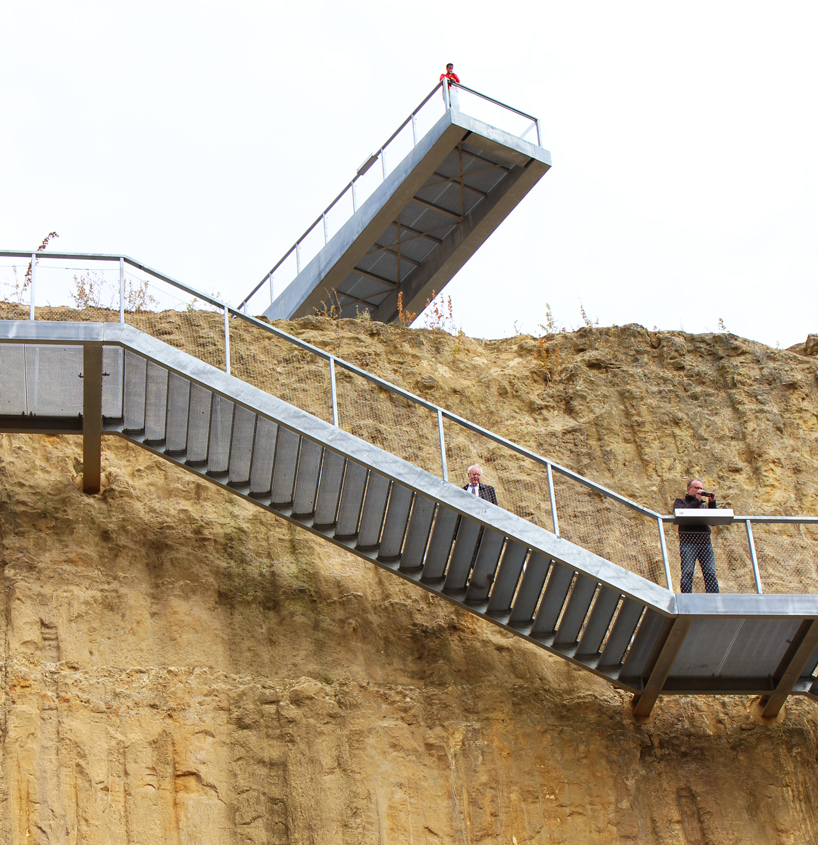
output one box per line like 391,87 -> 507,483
0,250 -> 225,311
658,514 -> 818,524
4,248 -> 817,596
2,249 -> 655,519
449,82 -> 539,122
237,79 -> 543,313
5,248 -> 815,526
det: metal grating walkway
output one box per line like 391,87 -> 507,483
2,320 -> 817,719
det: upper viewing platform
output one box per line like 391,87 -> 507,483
238,81 -> 551,322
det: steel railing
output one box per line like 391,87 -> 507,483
2,249 -> 817,595
237,80 -> 544,317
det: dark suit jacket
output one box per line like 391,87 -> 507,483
463,483 -> 498,506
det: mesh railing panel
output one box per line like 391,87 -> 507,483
0,262 -> 32,313
664,528 -> 753,594
753,523 -> 818,595
414,92 -> 447,142
442,419 -> 553,531
229,319 -> 333,423
709,528 -> 758,594
324,187 -> 355,245
552,473 -> 666,587
123,274 -> 225,371
335,366 -> 441,474
452,86 -> 537,140
36,264 -> 121,321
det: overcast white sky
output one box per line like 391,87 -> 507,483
3,1 -> 817,347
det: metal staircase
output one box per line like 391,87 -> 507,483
2,318 -> 818,719
237,81 -> 551,323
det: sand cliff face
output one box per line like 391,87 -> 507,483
1,320 -> 817,843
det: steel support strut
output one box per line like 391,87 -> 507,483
761,618 -> 818,717
82,343 -> 104,494
632,617 -> 693,718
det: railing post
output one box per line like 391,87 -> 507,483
269,273 -> 274,305
546,462 -> 559,536
352,181 -> 358,213
443,81 -> 451,109
323,213 -> 329,245
329,357 -> 339,426
380,148 -> 386,181
29,254 -> 36,320
119,258 -> 125,323
296,243 -> 302,274
437,409 -> 448,482
745,520 -> 763,594
658,517 -> 673,591
411,113 -> 418,146
223,305 -> 231,375
536,119 -> 543,146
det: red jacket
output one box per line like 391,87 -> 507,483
440,71 -> 460,84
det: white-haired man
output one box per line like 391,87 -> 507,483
464,465 -> 497,506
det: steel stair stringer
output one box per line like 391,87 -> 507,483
110,324 -> 678,693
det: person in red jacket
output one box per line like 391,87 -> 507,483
440,63 -> 460,108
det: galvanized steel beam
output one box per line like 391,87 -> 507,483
761,619 -> 818,717
632,617 -> 693,717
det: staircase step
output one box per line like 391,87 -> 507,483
378,484 -> 413,562
620,609 -> 667,681
145,362 -> 169,443
444,519 -> 482,592
187,384 -> 213,464
293,438 -> 323,516
335,462 -> 368,538
465,529 -> 505,603
249,416 -> 278,496
166,373 -> 191,453
576,586 -> 621,658
400,496 -> 436,571
207,395 -> 235,475
228,405 -> 257,485
357,472 -> 390,550
485,541 -> 527,614
123,351 -> 147,431
314,449 -> 346,526
421,507 -> 458,580
553,575 -> 598,647
271,427 -> 300,505
509,552 -> 550,627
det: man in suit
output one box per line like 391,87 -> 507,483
463,464 -> 497,505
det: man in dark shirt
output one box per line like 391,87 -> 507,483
673,478 -> 720,593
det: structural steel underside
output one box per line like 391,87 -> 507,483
260,110 -> 551,322
2,320 -> 817,718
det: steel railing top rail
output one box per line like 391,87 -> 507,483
3,249 -> 817,532
449,81 -> 539,123
236,80 -> 543,314
0,250 -> 225,311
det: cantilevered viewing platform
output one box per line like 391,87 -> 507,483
238,82 -> 551,322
